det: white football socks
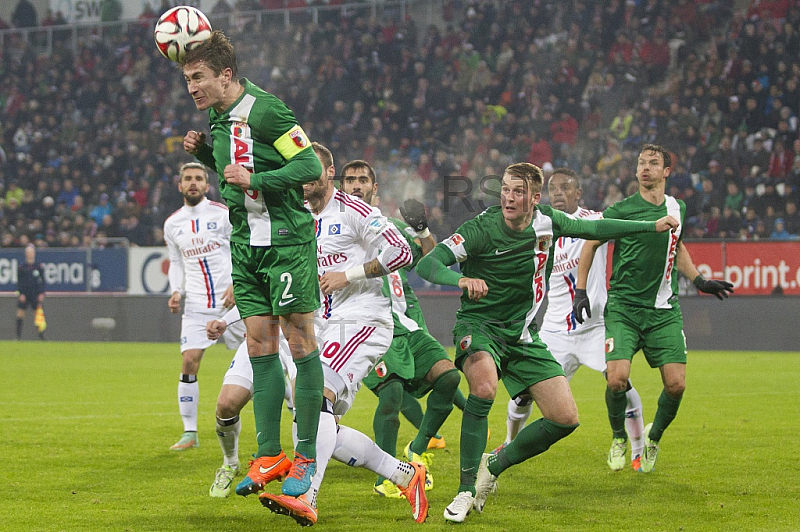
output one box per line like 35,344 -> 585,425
332,425 -> 414,487
625,386 -> 645,458
178,379 -> 199,432
505,397 -> 533,443
215,415 -> 241,468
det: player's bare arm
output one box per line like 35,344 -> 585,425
220,285 -> 235,309
319,258 -> 387,295
676,241 -> 734,299
183,130 -> 206,155
223,164 -> 252,190
573,239 -> 602,323
168,291 -> 182,314
458,277 -> 488,301
576,240 -> 603,291
206,319 -> 228,341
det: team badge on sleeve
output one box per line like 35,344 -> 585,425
443,233 -> 468,262
274,125 -> 311,160
290,128 -> 308,148
367,216 -> 388,234
605,337 -> 614,354
375,361 -> 387,378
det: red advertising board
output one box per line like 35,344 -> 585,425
684,241 -> 800,295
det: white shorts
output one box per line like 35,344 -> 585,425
223,330 -> 292,394
181,310 -> 246,352
318,319 -> 392,416
540,325 -> 606,380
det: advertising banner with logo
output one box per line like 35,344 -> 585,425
0,248 -> 127,292
685,241 -> 800,296
128,247 -> 171,295
49,0 -> 213,24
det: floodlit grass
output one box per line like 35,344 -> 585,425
1,342 -> 797,531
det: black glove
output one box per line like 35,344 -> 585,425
573,288 -> 591,324
399,199 -> 428,233
693,275 -> 734,300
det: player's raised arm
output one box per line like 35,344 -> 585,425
184,130 -> 217,171
552,208 -> 676,241
400,199 -> 436,256
676,241 -> 734,300
573,239 -> 603,323
226,105 -> 322,192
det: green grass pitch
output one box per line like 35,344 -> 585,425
1,342 -> 797,531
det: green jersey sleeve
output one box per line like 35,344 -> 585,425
549,207 -> 656,240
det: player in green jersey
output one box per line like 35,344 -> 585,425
416,162 -> 679,523
574,144 -> 733,474
340,161 -> 463,498
181,31 -> 324,499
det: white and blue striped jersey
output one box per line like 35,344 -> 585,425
541,207 -> 608,333
164,198 -> 233,311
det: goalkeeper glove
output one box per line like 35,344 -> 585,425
692,275 -> 734,300
572,288 -> 591,324
399,199 -> 429,234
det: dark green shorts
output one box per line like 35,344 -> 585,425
364,329 -> 450,398
453,321 -> 565,401
230,240 -> 319,319
604,302 -> 687,367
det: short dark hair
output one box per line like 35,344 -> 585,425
551,167 -> 580,187
183,30 -> 237,79
640,144 -> 672,168
505,162 -> 543,194
341,159 -> 376,184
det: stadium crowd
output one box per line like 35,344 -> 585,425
1,0 -> 800,249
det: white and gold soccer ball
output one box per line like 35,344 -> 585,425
154,6 -> 212,63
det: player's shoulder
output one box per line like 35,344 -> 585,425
164,206 -> 185,226
208,200 -> 229,211
604,192 -> 640,217
333,189 -> 375,221
577,207 -> 603,220
473,205 -> 502,225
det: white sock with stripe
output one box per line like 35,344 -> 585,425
178,376 -> 198,432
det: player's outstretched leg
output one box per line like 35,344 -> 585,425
331,425 -> 429,523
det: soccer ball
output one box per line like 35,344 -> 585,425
154,6 -> 212,63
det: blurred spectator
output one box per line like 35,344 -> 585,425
11,0 -> 37,28
770,218 -> 795,240
89,193 -> 113,225
718,205 -> 741,238
783,200 -> 800,235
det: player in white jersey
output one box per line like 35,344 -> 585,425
500,168 -> 646,469
259,143 -> 428,526
204,305 -> 294,497
164,162 -> 246,451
